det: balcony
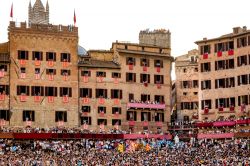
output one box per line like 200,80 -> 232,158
82,76 -> 89,83
19,59 -> 26,66
197,133 -> 234,139
34,96 -> 41,102
82,97 -> 90,104
34,60 -> 41,66
47,61 -> 54,67
19,95 -> 27,102
127,102 -> 165,109
228,49 -> 234,56
62,96 -> 69,103
213,121 -> 235,127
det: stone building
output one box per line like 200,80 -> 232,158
0,0 -> 174,131
29,0 -> 49,24
175,49 -> 199,121
196,26 -> 250,121
139,29 -> 171,48
78,42 -> 173,132
7,21 -> 78,127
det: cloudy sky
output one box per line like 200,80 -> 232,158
0,0 -> 249,57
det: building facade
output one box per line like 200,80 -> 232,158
78,42 -> 173,132
175,49 -> 199,121
0,1 -> 173,131
196,26 -> 250,121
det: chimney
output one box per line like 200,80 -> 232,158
233,27 -> 241,34
203,37 -> 207,41
243,26 -> 247,32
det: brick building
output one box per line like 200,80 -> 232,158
175,49 -> 199,121
78,41 -> 173,132
196,26 -> 250,121
0,0 -> 173,132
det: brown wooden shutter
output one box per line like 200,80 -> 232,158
119,90 -> 122,99
25,51 -> 28,60
133,73 -> 136,82
140,74 -> 142,83
148,74 -> 150,83
89,89 -> 92,98
126,73 -> 129,82
69,88 -> 72,97
26,86 -> 30,95
111,90 -> 114,99
60,87 -> 63,97
104,89 -> 107,98
147,59 -> 150,67
133,58 -> 136,65
54,87 -> 58,97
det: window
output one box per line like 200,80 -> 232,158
140,74 -> 150,83
154,95 -> 164,103
60,53 -> 71,62
55,111 -> 67,122
61,70 -> 71,76
238,95 -> 249,106
45,87 -> 57,96
140,58 -> 149,67
98,106 -> 106,113
201,100 -> 212,109
0,85 -> 9,95
126,73 -> 136,82
182,81 -> 190,88
20,67 -> 26,74
80,88 -> 92,98
0,65 -> 7,72
126,57 -> 136,65
96,89 -> 107,98
228,59 -> 234,69
81,117 -> 92,125
35,68 -> 40,74
141,94 -> 150,102
192,80 -> 198,88
31,86 -> 44,96
111,89 -> 122,99
237,55 -> 248,67
154,75 -> 164,84
81,70 -> 91,76
155,95 -> 165,103
126,111 -> 137,121
201,80 -> 211,90
46,52 -> 56,61
200,62 -> 211,72
32,51 -> 43,60
82,106 -> 91,113
183,68 -> 186,73
194,92 -> 198,95
237,37 -> 247,48
194,67 -> 198,72
215,60 -> 225,70
129,93 -> 134,102
112,72 -> 121,78
154,60 -> 163,68
22,110 -> 35,121
59,87 -> 72,97
200,45 -> 211,54
96,71 -> 106,77
215,79 -> 225,88
112,119 -> 121,125
141,112 -> 151,121
46,69 -> 56,75
112,107 -> 121,114
155,113 -> 164,122
181,102 -> 194,110
0,110 -> 10,121
17,86 -> 29,95
238,75 -> 248,85
18,50 -> 28,60
97,119 -> 107,125
215,98 -> 235,108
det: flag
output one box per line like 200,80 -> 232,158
74,9 -> 76,26
10,3 -> 13,18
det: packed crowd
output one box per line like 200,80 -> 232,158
0,138 -> 249,165
0,126 -> 129,134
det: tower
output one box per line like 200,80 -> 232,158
28,0 -> 49,24
139,29 -> 171,49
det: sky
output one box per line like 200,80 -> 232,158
0,0 -> 250,68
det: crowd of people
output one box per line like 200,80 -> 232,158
0,138 -> 249,165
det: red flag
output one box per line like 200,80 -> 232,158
74,9 -> 76,26
10,3 -> 13,18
